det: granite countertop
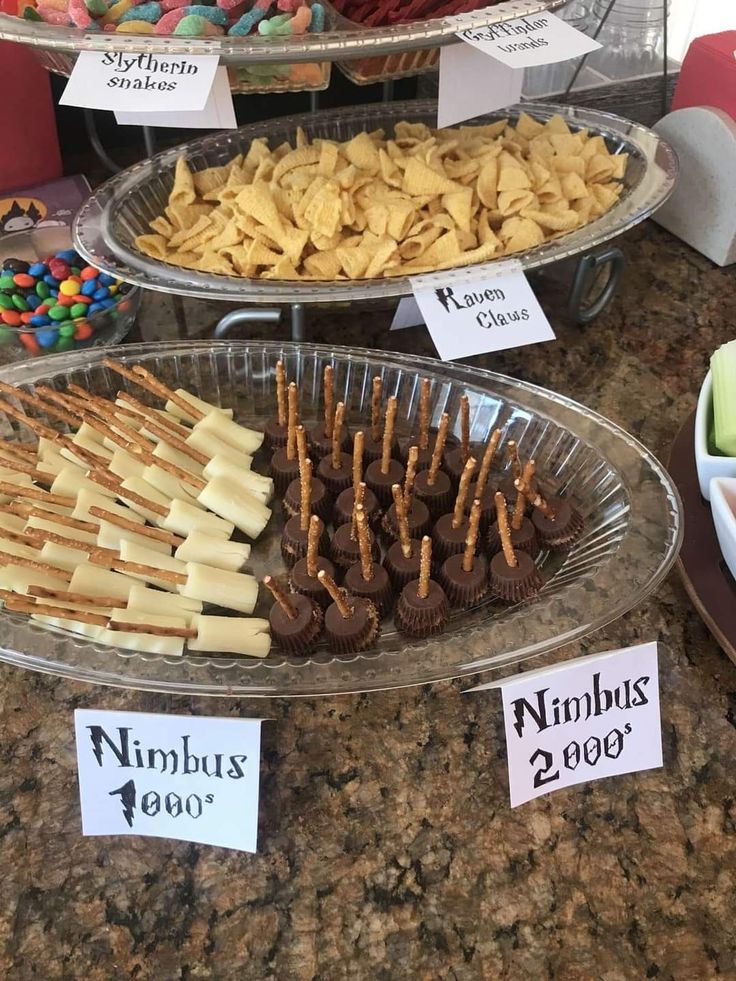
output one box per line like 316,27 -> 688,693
1,222 -> 736,980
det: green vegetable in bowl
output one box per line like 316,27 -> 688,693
712,340 -> 736,456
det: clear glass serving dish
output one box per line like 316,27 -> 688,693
0,341 -> 681,696
0,0 -> 567,62
73,100 -> 679,305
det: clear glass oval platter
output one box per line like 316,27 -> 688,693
73,100 -> 678,306
0,341 -> 681,696
0,0 -> 566,62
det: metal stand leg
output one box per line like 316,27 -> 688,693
143,126 -> 157,158
84,109 -> 124,175
310,92 -> 320,113
290,303 -> 306,342
382,80 -> 395,103
567,247 -> 624,326
213,308 -> 281,338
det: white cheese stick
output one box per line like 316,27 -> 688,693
187,615 -> 270,658
192,410 -> 263,455
59,425 -> 113,468
166,390 -> 233,424
0,511 -> 30,535
185,428 -> 252,469
26,514 -> 98,547
197,477 -> 271,541
69,563 -> 136,601
161,498 -> 234,540
32,614 -> 103,642
174,530 -> 250,572
97,519 -> 170,557
40,541 -> 91,573
118,540 -> 187,592
153,440 -> 205,478
118,476 -> 175,525
74,489 -> 145,526
0,537 -> 41,561
202,455 -> 272,504
51,467 -> 118,501
0,566 -> 69,595
127,583 -> 202,627
142,463 -> 204,510
36,448 -> 70,478
178,562 -> 258,615
109,447 -> 147,482
99,608 -> 187,656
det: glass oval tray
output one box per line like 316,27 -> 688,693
73,100 -> 678,305
0,0 -> 566,62
0,341 -> 681,697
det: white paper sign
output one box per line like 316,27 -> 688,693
459,12 -> 601,69
114,66 -> 236,130
438,42 -> 523,128
74,709 -> 262,853
390,296 -> 424,331
411,260 -> 555,360
469,642 -> 663,807
60,52 -> 220,113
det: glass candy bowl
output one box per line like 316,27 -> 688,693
0,341 -> 681,696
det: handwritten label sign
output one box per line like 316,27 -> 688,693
74,709 -> 262,852
60,52 -> 219,113
438,42 -> 522,129
114,66 -> 237,130
459,12 -> 601,69
411,260 -> 555,360
468,642 -> 663,807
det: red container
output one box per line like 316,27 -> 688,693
0,41 -> 62,194
672,31 -> 736,123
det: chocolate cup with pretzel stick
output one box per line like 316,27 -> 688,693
264,361 -> 289,452
319,570 -> 380,655
284,423 -> 332,523
289,514 -> 335,609
438,500 -> 488,609
281,515 -> 329,569
342,506 -> 394,618
412,413 -> 453,519
394,537 -> 449,639
363,376 -> 397,464
265,576 -> 323,656
309,365 -> 351,461
365,395 -> 405,507
333,431 -> 380,529
443,395 -> 481,488
383,539 -> 422,593
489,493 -> 543,603
316,401 -> 352,495
531,493 -> 584,552
487,469 -> 539,557
270,381 -> 301,494
329,522 -> 380,574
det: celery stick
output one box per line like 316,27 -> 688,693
711,340 -> 736,456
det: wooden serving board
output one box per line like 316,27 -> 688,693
668,411 -> 736,664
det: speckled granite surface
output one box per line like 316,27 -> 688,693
1,223 -> 736,981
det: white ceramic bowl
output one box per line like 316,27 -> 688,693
710,477 -> 736,581
694,370 -> 736,499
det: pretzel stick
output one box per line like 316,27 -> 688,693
452,456 -> 477,529
495,492 -> 517,568
275,361 -> 287,428
476,428 -> 502,499
264,574 -> 297,620
115,392 -> 192,439
5,595 -> 108,626
0,502 -> 34,519
0,452 -> 52,482
29,507 -> 99,534
55,433 -> 111,471
0,440 -> 36,459
351,481 -> 365,542
532,493 -> 557,521
0,397 -> 57,440
317,569 -> 353,618
0,382 -> 78,429
34,386 -> 87,424
507,440 -> 521,480
25,527 -> 114,560
381,397 -> 397,475
391,483 -> 412,560
460,395 -> 470,463
107,619 -> 196,639
371,377 -> 382,444
0,482 -> 74,508
356,504 -> 373,582
323,365 -> 334,438
427,412 -> 449,486
352,430 -> 364,492
0,528 -> 37,547
29,585 -> 127,608
300,458 -> 312,534
418,379 -> 430,451
296,424 -> 308,474
102,359 -> 205,423
86,472 -> 169,518
404,446 -> 418,508
306,514 -> 320,579
418,536 -> 431,599
95,556 -> 186,584
0,549 -> 72,580
330,402 -> 345,471
118,409 -> 208,466
286,382 -> 298,462
88,506 -> 183,546
77,395 -> 151,451
463,499 -> 482,573
512,460 -> 536,530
